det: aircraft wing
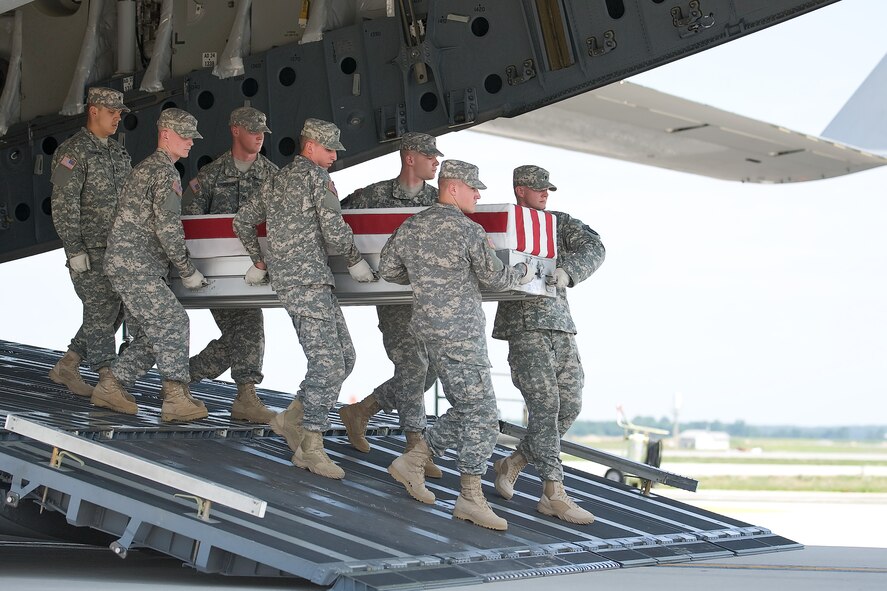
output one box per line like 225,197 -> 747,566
473,80 -> 887,184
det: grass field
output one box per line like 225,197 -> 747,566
694,476 -> 887,493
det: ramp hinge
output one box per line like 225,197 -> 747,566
671,1 -> 715,38
586,30 -> 617,57
506,59 -> 537,86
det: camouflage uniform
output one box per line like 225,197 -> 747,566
50,88 -> 132,370
339,133 -> 441,431
106,109 -> 203,385
183,141 -> 278,386
380,163 -> 525,474
493,166 -> 606,482
234,122 -> 364,433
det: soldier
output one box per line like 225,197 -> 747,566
338,132 -> 444,477
492,165 -> 605,525
48,87 -> 132,397
182,106 -> 278,423
379,159 -> 533,531
92,108 -> 209,423
234,118 -> 377,480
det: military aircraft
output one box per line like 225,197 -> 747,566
1,1 -> 882,589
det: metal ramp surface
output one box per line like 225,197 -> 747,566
0,340 -> 801,590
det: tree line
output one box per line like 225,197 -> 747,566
568,417 -> 887,441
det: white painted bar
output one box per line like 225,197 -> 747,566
4,414 -> 267,518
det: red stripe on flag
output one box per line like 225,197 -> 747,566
466,211 -> 509,233
182,217 -> 266,239
545,211 -> 555,258
513,207 -> 526,252
342,213 -> 414,234
530,209 -> 541,256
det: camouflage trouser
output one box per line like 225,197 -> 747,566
189,308 -> 265,384
509,330 -> 584,481
372,304 -> 438,431
110,275 -> 190,384
67,248 -> 125,370
423,338 -> 499,475
277,286 -> 355,432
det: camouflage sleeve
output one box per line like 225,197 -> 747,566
181,168 -> 211,215
233,192 -> 266,264
379,229 -> 410,285
558,214 -> 605,286
153,175 -> 196,278
316,179 -> 363,266
49,151 -> 88,257
467,222 -> 521,291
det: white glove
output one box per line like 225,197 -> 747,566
181,269 -> 209,290
546,268 -> 571,289
348,259 -> 378,283
244,264 -> 268,285
514,262 -> 535,285
69,253 -> 90,273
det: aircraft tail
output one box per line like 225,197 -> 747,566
822,53 -> 887,154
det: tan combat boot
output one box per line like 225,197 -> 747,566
338,394 -> 381,452
388,437 -> 435,504
230,383 -> 275,423
160,381 -> 208,422
270,399 -> 305,454
91,367 -> 138,415
538,480 -> 595,524
297,431 -> 345,479
493,450 -> 528,500
49,349 -> 94,397
405,431 -> 442,479
453,473 -> 507,531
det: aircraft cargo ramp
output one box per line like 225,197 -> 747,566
0,340 -> 800,590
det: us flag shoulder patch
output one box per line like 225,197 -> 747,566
328,180 -> 338,196
188,178 -> 201,195
172,180 -> 183,196
61,156 -> 77,170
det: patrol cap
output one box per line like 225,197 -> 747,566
301,117 -> 345,151
157,108 -> 203,139
438,159 -> 486,190
230,106 -> 271,133
400,132 -> 443,157
87,87 -> 130,112
513,164 -> 557,191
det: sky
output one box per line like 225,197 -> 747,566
2,0 -> 886,427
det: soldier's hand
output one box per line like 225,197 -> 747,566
244,264 -> 268,285
514,262 -> 535,285
182,269 -> 209,290
546,267 -> 571,289
348,259 -> 378,283
69,252 -> 91,274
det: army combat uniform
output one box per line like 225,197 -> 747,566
183,149 -> 278,387
339,138 -> 441,436
48,88 -> 132,396
97,108 -> 207,422
381,200 -> 523,473
493,211 -> 605,480
234,153 -> 362,434
493,164 -> 604,525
